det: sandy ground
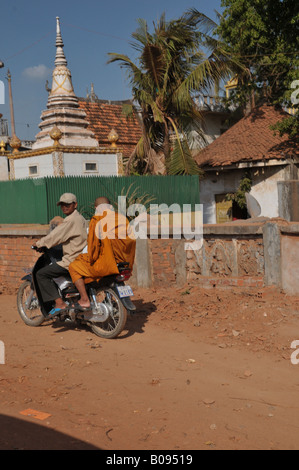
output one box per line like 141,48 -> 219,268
1,284 -> 299,450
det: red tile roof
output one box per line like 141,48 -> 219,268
195,104 -> 298,168
78,99 -> 142,157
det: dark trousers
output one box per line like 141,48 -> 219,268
36,262 -> 69,303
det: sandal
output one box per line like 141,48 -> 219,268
71,302 -> 91,312
48,307 -> 69,317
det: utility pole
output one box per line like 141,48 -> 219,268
6,69 -> 20,152
7,70 -> 16,137
0,61 -> 4,107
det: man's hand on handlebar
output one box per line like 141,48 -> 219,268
32,243 -> 46,253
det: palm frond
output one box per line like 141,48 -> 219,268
168,137 -> 201,175
141,44 -> 165,90
131,18 -> 151,49
183,8 -> 218,34
107,53 -> 144,87
150,101 -> 164,123
107,53 -> 138,70
167,117 -> 201,175
172,52 -> 235,108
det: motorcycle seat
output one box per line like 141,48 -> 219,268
117,262 -> 130,271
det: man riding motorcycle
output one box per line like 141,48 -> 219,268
32,193 -> 87,316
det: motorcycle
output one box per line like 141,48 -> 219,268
17,246 -> 136,339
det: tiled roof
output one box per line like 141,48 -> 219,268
78,99 -> 142,157
195,104 -> 298,168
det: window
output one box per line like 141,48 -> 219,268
84,162 -> 98,173
29,165 -> 38,176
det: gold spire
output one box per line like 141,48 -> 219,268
49,125 -> 63,147
108,129 -> 119,148
10,135 -> 21,153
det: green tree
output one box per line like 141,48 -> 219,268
218,0 -> 299,138
226,171 -> 252,210
108,10 -> 240,175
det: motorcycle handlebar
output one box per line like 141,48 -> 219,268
32,245 -> 46,253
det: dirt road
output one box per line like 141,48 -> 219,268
1,285 -> 299,450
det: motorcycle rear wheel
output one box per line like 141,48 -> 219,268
17,280 -> 45,327
90,288 -> 127,339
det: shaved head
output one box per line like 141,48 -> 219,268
94,197 -> 110,207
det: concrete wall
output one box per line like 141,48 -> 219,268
200,169 -> 243,224
280,225 -> 299,295
134,220 -> 299,292
251,166 -> 285,219
0,156 -> 8,181
278,181 -> 299,222
10,151 -> 120,180
189,114 -> 229,150
1,219 -> 298,294
63,153 -> 118,176
14,154 -> 54,179
281,235 -> 299,295
200,163 -> 287,224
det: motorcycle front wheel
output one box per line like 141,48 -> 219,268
90,288 -> 127,339
17,280 -> 45,327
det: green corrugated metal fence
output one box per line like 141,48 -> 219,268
0,175 -> 200,224
0,178 -> 48,224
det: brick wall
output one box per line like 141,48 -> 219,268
0,236 -> 40,291
186,235 -> 264,285
148,236 -> 264,289
1,220 -> 298,294
0,226 -> 47,292
149,239 -> 177,284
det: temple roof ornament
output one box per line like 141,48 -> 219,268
32,17 -> 99,149
108,128 -> 119,148
49,17 -> 76,103
55,17 -> 68,67
49,125 -> 63,147
10,135 -> 21,153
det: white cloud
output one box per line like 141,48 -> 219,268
22,64 -> 51,80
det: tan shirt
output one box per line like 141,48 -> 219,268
36,210 -> 87,268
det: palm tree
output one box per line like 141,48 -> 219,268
108,9 -> 241,175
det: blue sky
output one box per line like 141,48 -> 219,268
0,0 -> 223,140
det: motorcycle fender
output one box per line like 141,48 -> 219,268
112,285 -> 136,312
120,296 -> 137,312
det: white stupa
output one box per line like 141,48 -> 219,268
32,17 -> 99,149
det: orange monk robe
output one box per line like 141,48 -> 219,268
69,209 -> 136,284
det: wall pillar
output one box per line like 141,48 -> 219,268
262,222 -> 281,286
0,155 -> 8,181
278,180 -> 299,222
131,238 -> 153,288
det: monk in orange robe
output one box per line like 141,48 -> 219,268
68,197 -> 136,309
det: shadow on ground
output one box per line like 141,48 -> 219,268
0,414 -> 100,450
47,298 -> 157,339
